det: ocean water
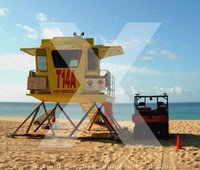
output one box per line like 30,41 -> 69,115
0,102 -> 199,120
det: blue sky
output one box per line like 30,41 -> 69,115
0,0 -> 200,102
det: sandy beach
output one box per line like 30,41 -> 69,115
0,118 -> 199,170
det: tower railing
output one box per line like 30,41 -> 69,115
100,70 -> 115,98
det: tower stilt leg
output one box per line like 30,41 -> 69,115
26,106 -> 40,133
34,104 -> 57,133
42,102 -> 55,136
69,103 -> 95,137
88,111 -> 100,131
57,103 -> 76,128
11,102 -> 43,137
103,103 -> 122,131
96,107 -> 117,134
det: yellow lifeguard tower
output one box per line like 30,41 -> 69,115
12,33 -> 123,139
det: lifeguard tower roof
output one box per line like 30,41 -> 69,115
21,37 -> 123,59
21,36 -> 123,103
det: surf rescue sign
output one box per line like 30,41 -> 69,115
54,69 -> 77,93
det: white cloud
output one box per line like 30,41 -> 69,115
140,56 -> 154,61
131,66 -> 164,76
146,50 -> 181,60
98,23 -> 161,52
102,62 -> 130,74
146,50 -> 159,56
115,88 -> 126,95
114,87 -> 133,103
114,86 -> 147,103
102,62 -> 164,76
130,86 -> 146,95
0,53 -> 35,71
36,12 -> 47,22
98,35 -> 152,51
0,81 -> 36,102
153,86 -> 185,95
42,28 -> 64,39
0,8 -> 9,16
16,24 -> 38,40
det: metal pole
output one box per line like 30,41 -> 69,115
97,107 -> 116,134
88,111 -> 99,131
34,104 -> 57,133
26,105 -> 40,133
102,103 -> 122,131
12,102 -> 43,136
94,103 -> 117,134
69,103 -> 95,137
57,103 -> 76,128
42,102 -> 55,136
111,115 -> 122,131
